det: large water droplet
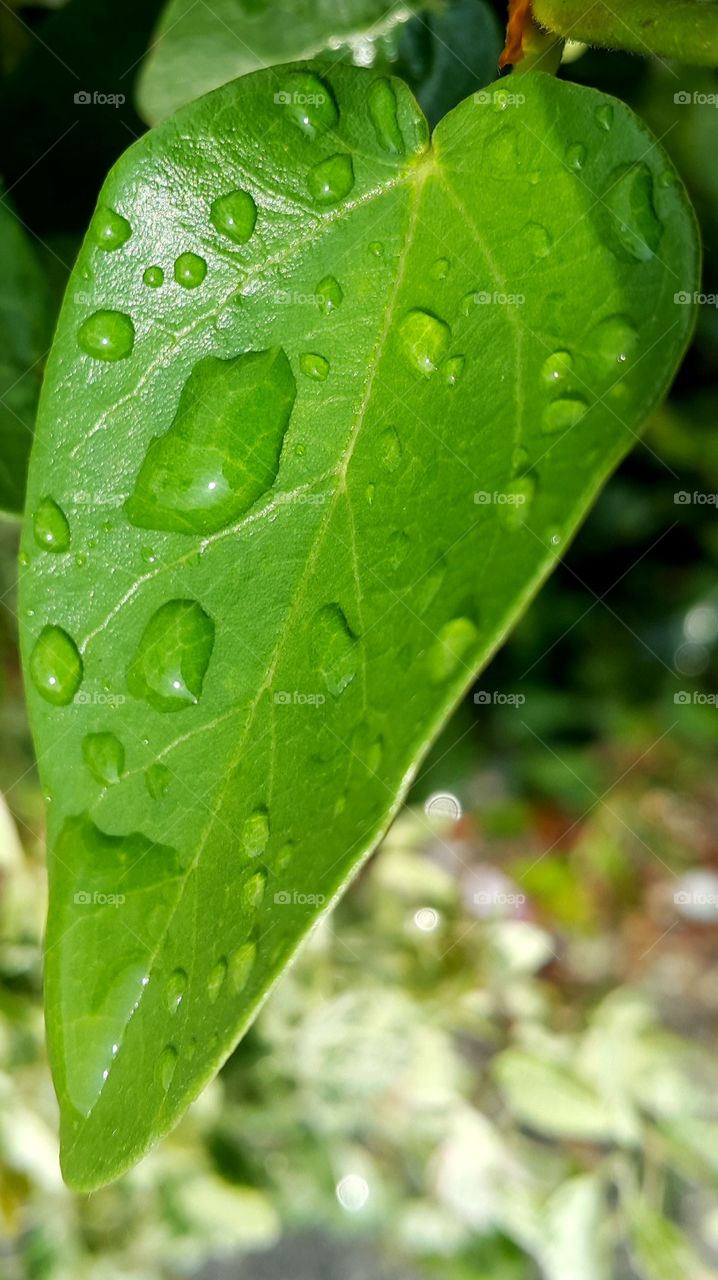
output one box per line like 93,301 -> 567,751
602,163 -> 661,262
78,310 -> 135,362
316,275 -> 343,313
541,396 -> 587,434
498,476 -> 535,530
379,427 -> 402,473
540,350 -> 573,386
300,352 -> 329,381
367,77 -> 404,154
125,347 -> 296,534
241,806 -> 269,859
33,497 -> 70,552
143,265 -> 164,288
91,206 -> 131,251
229,941 -> 256,994
311,603 -> 358,696
165,968 -> 187,1013
146,761 -> 171,799
157,1045 -> 178,1090
399,309 -> 450,377
30,626 -> 83,705
279,71 -> 338,137
82,732 -> 124,786
428,617 -> 480,683
174,252 -> 207,288
207,957 -> 228,1003
307,154 -> 354,205
210,189 -> 257,244
590,314 -> 638,369
127,599 -> 214,713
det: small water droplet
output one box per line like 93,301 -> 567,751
590,314 -> 638,368
367,76 -> 404,154
78,310 -> 135,362
540,350 -> 573,386
388,529 -> 410,569
165,968 -> 187,1013
379,427 -> 402,473
428,617 -> 479,683
140,546 -> 157,565
30,626 -> 83,705
658,170 -> 677,189
595,104 -> 613,132
279,71 -> 338,137
207,957 -> 228,1003
300,352 -> 329,381
602,163 -> 661,262
484,126 -> 518,176
498,476 -> 536,531
33,497 -> 70,552
146,761 -> 171,798
241,806 -> 270,859
143,265 -> 164,288
512,445 -> 529,473
127,599 -> 214,713
91,206 -> 131,251
368,241 -> 384,257
18,551 -> 29,567
174,252 -> 207,288
524,221 -> 552,259
565,142 -> 586,172
82,732 -> 124,786
311,603 -> 358,696
541,396 -> 588,434
547,526 -> 563,548
241,870 -> 266,911
431,257 -> 450,280
157,1045 -> 178,1090
365,483 -> 375,505
307,154 -> 354,205
528,169 -> 541,186
442,355 -> 465,386
399,308 -> 450,377
352,721 -> 383,773
228,941 -> 256,994
126,348 -> 296,534
316,274 -> 343,313
210,189 -> 257,244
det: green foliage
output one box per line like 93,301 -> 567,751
533,0 -> 718,65
18,56 -> 698,1191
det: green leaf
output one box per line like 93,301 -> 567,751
0,194 -> 52,516
493,1050 -> 621,1142
20,64 -> 698,1189
626,1200 -> 710,1280
136,0 -> 419,125
533,0 -> 718,66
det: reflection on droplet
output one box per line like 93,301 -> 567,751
174,252 -> 207,288
590,314 -> 638,368
91,206 -> 132,251
127,599 -> 214,713
367,76 -> 404,153
307,154 -> 354,205
399,308 -> 450,377
541,396 -> 587,434
595,104 -> 613,132
241,806 -> 270,859
207,957 -> 228,1003
565,142 -> 586,172
143,265 -> 164,288
157,1045 -> 178,1090
540,350 -> 573,385
310,603 -> 358,696
498,476 -> 535,530
210,189 -> 257,244
228,941 -> 256,994
279,71 -> 338,136
146,761 -> 171,798
336,1174 -> 370,1212
30,626 -> 83,705
379,427 -> 402,473
78,310 -> 135,362
428,617 -> 479,683
442,355 -> 465,386
34,497 -> 70,552
602,163 -> 661,262
300,352 -> 329,381
241,871 -> 266,911
82,732 -> 124,786
164,968 -> 187,1013
316,275 -> 343,313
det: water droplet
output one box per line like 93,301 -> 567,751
399,309 -> 450,377
279,71 -> 338,137
82,732 -> 124,786
241,870 -> 266,911
595,104 -> 613,132
78,310 -> 135,362
365,483 -> 375,505
30,626 -> 83,705
352,722 -> 383,773
460,290 -> 484,316
442,355 -> 465,386
126,347 -> 296,534
210,189 -> 257,244
498,476 -> 536,531
367,76 -> 404,153
228,941 -> 256,994
565,142 -> 586,172
658,170 -> 677,189
540,350 -> 573,386
127,599 -> 214,713
431,257 -> 450,280
316,274 -> 342,313
143,265 -> 164,288
146,761 -> 171,798
368,241 -> 384,257
307,154 -> 354,205
91,206 -> 131,251
165,968 -> 187,1013
311,603 -> 358,696
529,169 -> 541,186
524,222 -> 552,259
388,529 -> 410,569
241,806 -> 269,859
207,957 -> 228,1003
18,551 -> 29,567
547,526 -> 563,548
157,1045 -> 178,1090
33,497 -> 70,552
541,396 -> 588,434
428,617 -> 480,683
300,352 -> 329,381
590,314 -> 638,368
379,427 -> 402,473
174,252 -> 207,288
602,163 -> 661,262
484,126 -> 518,176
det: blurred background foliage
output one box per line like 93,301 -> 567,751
1,1 -> 718,1277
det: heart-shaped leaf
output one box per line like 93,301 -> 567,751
20,64 -> 698,1189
